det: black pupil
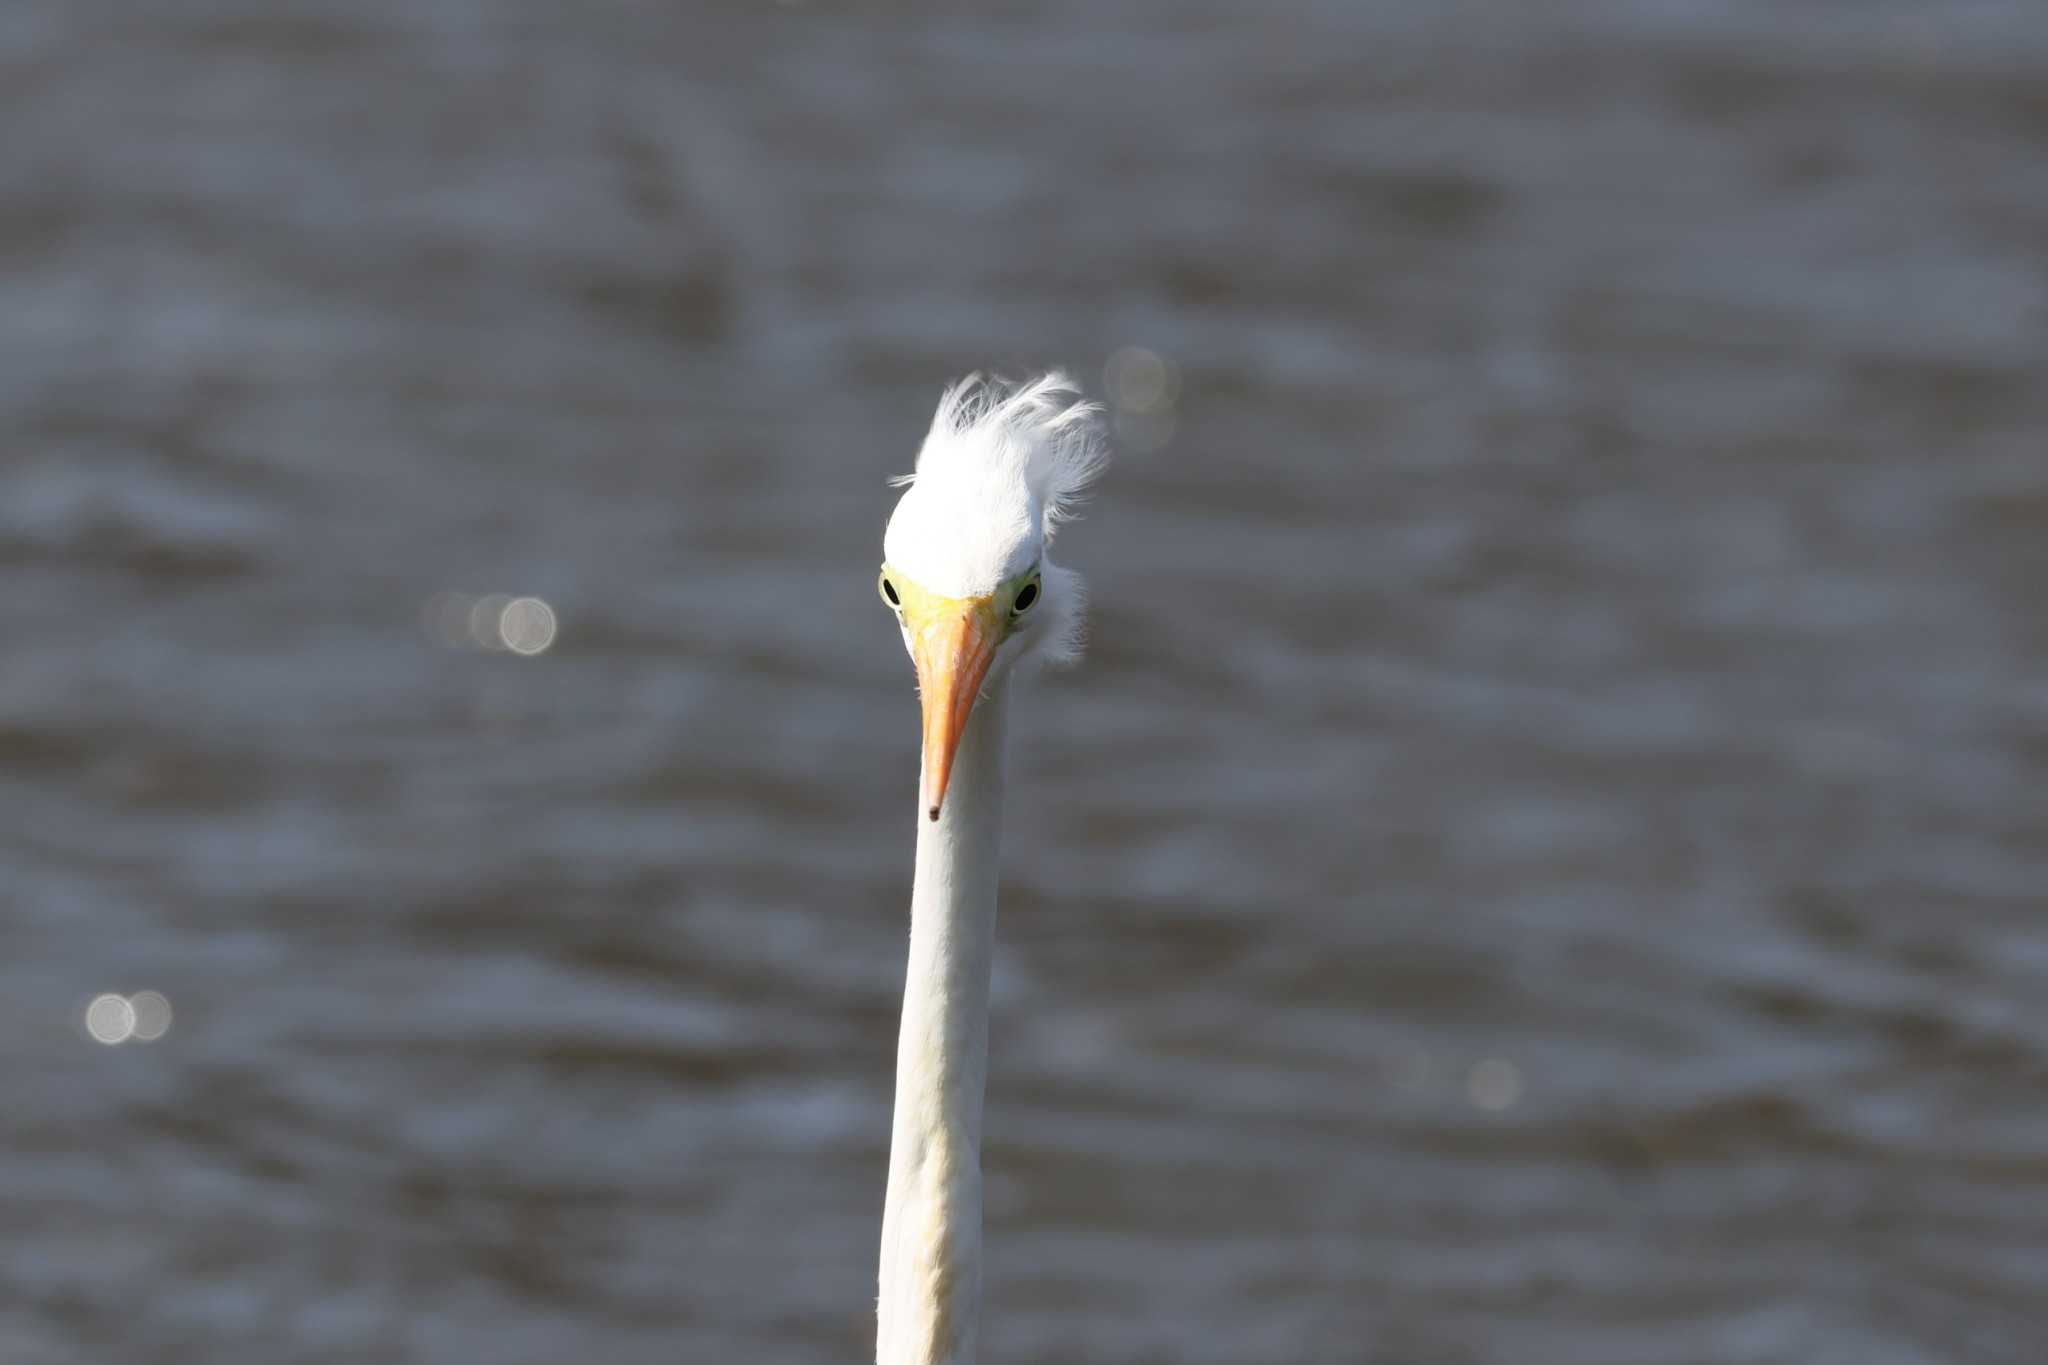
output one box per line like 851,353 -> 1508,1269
1014,582 -> 1038,611
882,578 -> 900,606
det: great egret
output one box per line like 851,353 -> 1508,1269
873,372 -> 1107,1365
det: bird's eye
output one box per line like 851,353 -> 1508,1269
1012,579 -> 1039,614
880,572 -> 901,608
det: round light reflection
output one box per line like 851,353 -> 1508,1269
498,597 -> 558,655
130,990 -> 174,1041
85,994 -> 137,1045
468,593 -> 513,650
1467,1058 -> 1523,1111
423,590 -> 559,656
1103,345 -> 1179,413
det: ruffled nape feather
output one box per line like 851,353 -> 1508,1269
901,371 -> 1108,542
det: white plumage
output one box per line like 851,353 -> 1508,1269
873,373 -> 1109,1364
883,372 -> 1105,666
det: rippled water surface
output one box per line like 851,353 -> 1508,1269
4,3 -> 2047,1362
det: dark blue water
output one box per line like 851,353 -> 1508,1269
3,2 -> 2045,1361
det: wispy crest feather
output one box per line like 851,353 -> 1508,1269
895,371 -> 1108,539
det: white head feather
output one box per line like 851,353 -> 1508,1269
883,371 -> 1108,666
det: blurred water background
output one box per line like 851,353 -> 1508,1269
4,2 -> 2047,1362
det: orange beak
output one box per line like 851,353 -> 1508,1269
910,598 -> 1000,821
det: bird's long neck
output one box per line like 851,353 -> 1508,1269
878,681 -> 1008,1365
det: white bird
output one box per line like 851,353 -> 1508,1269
872,373 -> 1107,1365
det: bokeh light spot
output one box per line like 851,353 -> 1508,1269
498,596 -> 558,655
1103,346 -> 1180,452
468,593 -> 513,650
428,590 -> 558,654
85,993 -> 136,1045
1467,1058 -> 1522,1111
1103,345 -> 1179,413
130,990 -> 174,1042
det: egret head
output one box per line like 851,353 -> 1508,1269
879,372 -> 1108,819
